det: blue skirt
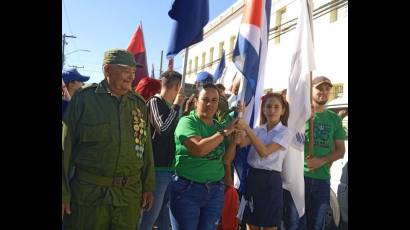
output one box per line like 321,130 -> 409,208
242,167 -> 283,227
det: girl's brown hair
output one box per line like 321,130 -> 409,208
259,92 -> 289,126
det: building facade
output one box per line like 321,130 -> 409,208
181,0 -> 348,101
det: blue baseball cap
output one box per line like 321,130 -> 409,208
62,68 -> 90,84
196,71 -> 214,84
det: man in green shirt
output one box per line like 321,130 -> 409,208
299,76 -> 346,230
62,49 -> 155,230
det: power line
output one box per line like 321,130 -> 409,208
62,0 -> 78,50
79,69 -> 102,73
68,65 -> 84,69
269,0 -> 348,39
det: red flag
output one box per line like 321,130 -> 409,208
127,24 -> 149,87
217,186 -> 239,230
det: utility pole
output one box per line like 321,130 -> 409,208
62,34 -> 76,70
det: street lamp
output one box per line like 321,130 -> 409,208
65,49 -> 91,56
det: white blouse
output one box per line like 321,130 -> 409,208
247,122 -> 290,172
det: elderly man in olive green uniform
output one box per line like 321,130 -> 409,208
62,49 -> 155,230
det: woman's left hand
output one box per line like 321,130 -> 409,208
232,130 -> 243,144
236,118 -> 249,131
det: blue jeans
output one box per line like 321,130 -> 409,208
169,175 -> 225,230
283,189 -> 305,230
301,177 -> 330,230
139,171 -> 173,230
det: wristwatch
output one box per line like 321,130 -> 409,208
218,129 -> 228,138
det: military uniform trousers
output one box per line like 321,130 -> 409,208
63,173 -> 142,230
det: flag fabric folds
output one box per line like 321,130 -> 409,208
127,24 -> 149,87
166,0 -> 209,58
213,50 -> 226,82
282,0 -> 316,217
231,0 -> 272,193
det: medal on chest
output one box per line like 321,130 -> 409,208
132,108 -> 147,159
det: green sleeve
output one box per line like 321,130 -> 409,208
142,107 -> 155,193
175,116 -> 199,144
334,115 -> 346,140
220,110 -> 236,128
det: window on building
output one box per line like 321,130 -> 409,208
188,60 -> 192,74
194,56 -> 198,73
201,52 -> 206,70
329,0 -> 337,23
329,83 -> 343,100
219,41 -> 224,58
330,0 -> 338,23
274,7 -> 287,44
209,47 -> 214,68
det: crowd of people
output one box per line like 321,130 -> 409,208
62,48 -> 346,230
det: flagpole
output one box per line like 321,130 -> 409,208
140,21 -> 149,78
152,64 -> 154,78
238,76 -> 246,118
308,71 -> 314,158
160,50 -> 163,75
180,47 -> 189,92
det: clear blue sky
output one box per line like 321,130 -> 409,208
62,0 -> 237,84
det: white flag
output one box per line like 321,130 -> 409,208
282,0 -> 316,218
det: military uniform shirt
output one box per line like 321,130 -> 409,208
62,80 -> 155,206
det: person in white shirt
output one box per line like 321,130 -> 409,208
236,92 -> 290,230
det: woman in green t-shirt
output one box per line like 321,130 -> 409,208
170,84 -> 239,230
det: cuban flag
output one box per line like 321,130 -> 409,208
233,0 -> 271,126
232,0 -> 272,194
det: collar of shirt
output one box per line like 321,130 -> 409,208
260,122 -> 284,134
95,79 -> 111,94
95,80 -> 135,100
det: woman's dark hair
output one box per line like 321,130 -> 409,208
201,83 -> 220,97
259,92 -> 289,126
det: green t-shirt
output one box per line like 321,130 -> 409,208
304,110 -> 346,180
174,110 -> 226,183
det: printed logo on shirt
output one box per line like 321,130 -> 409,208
314,122 -> 332,148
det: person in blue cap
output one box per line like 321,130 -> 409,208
62,68 -> 90,116
195,71 -> 214,89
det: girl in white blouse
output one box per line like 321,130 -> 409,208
236,92 -> 290,230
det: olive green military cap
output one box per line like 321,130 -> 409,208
102,48 -> 143,67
